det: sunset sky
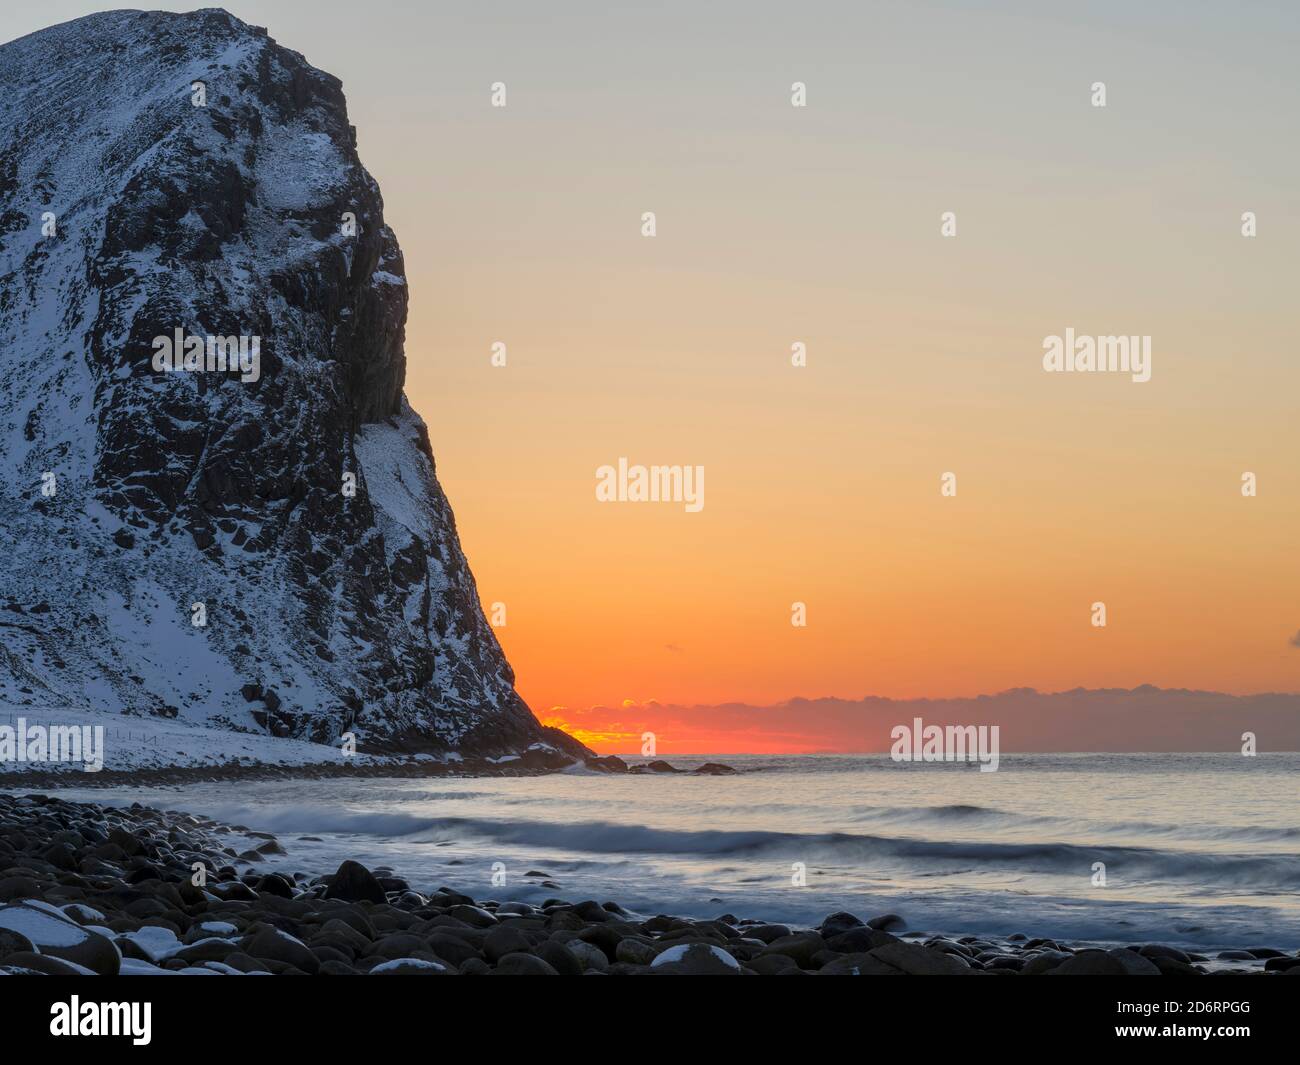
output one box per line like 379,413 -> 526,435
7,3 -> 1299,750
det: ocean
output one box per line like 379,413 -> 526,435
50,752 -> 1300,951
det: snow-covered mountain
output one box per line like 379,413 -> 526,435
0,9 -> 586,761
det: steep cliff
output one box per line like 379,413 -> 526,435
0,9 -> 585,761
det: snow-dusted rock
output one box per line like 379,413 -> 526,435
0,10 -> 586,762
0,901 -> 121,974
650,942 -> 742,973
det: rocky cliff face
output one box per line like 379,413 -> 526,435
0,9 -> 585,760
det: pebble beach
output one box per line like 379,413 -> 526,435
2,792 -> 1297,977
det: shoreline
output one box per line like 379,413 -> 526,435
0,753 -> 735,791
0,758 -> 560,791
1,792 -> 1296,976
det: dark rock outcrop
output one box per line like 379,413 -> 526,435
0,10 -> 588,762
323,860 -> 386,905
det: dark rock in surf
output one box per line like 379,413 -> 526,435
819,911 -> 865,938
867,913 -> 907,932
323,860 -> 387,904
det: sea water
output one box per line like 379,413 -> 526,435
53,752 -> 1300,950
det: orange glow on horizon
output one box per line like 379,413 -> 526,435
542,705 -> 847,756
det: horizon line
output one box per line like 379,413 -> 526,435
543,683 -> 1300,714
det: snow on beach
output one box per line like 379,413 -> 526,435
0,704 -> 399,775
